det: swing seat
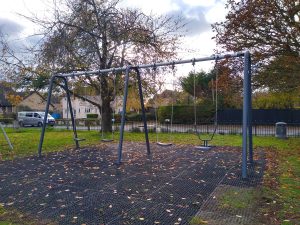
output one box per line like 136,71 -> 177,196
74,138 -> 86,141
157,142 -> 173,147
101,139 -> 113,142
195,139 -> 214,150
195,145 -> 212,150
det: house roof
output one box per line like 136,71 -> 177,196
21,91 -> 56,107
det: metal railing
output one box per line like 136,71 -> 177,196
52,119 -> 300,137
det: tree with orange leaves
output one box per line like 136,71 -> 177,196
213,0 -> 300,92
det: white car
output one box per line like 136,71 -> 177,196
18,111 -> 55,127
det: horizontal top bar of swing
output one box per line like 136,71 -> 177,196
57,51 -> 248,78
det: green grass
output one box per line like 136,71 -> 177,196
218,188 -> 258,209
0,127 -> 299,224
1,127 -> 300,157
277,155 -> 300,223
189,216 -> 208,225
0,205 -> 14,225
0,203 -> 55,225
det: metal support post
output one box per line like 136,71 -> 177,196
117,66 -> 131,164
134,67 -> 150,155
242,51 -> 250,178
247,55 -> 253,164
0,123 -> 13,150
38,75 -> 55,157
62,77 -> 80,149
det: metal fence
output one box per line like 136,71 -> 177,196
53,119 -> 300,137
2,119 -> 300,137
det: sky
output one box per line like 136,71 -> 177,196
0,0 -> 229,75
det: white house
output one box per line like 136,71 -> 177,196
61,96 -> 101,119
61,95 -> 123,119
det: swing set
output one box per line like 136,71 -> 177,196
38,51 -> 253,178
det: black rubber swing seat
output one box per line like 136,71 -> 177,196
195,145 -> 212,150
195,139 -> 214,150
101,139 -> 113,142
156,142 -> 173,147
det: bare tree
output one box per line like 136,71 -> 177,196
24,0 -> 184,131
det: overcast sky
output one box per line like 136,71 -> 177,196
0,0 -> 228,74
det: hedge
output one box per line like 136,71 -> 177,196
0,118 -> 14,124
125,112 -> 155,121
157,104 -> 215,124
122,101 -> 216,124
86,114 -> 98,119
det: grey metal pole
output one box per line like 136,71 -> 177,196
59,52 -> 246,79
247,54 -> 253,164
0,123 -> 13,150
134,67 -> 150,155
117,66 -> 131,164
63,77 -> 80,149
242,51 -> 250,178
38,75 -> 55,157
66,99 -> 69,130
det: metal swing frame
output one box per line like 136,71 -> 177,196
0,122 -> 13,150
38,51 -> 252,178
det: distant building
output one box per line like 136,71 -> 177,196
16,91 -> 61,113
61,96 -> 101,119
61,95 -> 123,119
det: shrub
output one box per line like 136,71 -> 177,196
0,118 -> 14,124
86,113 -> 98,119
131,127 -> 141,133
125,112 -> 155,122
158,101 -> 215,124
1,113 -> 17,120
126,113 -> 141,121
113,114 -> 121,123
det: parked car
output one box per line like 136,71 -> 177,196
17,111 -> 55,127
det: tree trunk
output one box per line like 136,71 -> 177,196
101,97 -> 112,132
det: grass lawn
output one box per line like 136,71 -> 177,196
0,127 -> 299,224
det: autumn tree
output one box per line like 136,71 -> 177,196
252,91 -> 298,109
6,94 -> 23,107
180,70 -> 216,102
6,0 -> 184,131
180,65 -> 242,109
215,62 -> 243,108
213,0 -> 300,93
